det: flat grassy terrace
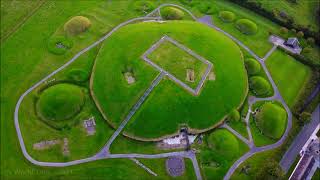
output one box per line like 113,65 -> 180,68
92,20 -> 248,140
147,40 -> 208,88
266,50 -> 312,107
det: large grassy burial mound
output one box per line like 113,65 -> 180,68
37,83 -> 85,121
64,16 -> 91,35
92,21 -> 248,140
255,103 -> 287,139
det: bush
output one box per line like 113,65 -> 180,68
161,7 -> 185,20
280,27 -> 288,35
219,11 -> 235,23
245,58 -> 261,75
291,28 -> 297,33
133,1 -> 155,14
235,19 -> 258,35
299,112 -> 312,125
67,69 -> 89,82
47,36 -> 73,55
297,31 -> 304,38
255,103 -> 287,139
249,76 -> 271,96
64,16 -> 91,35
229,109 -> 240,121
196,2 -> 216,14
307,37 -> 315,46
302,47 -> 312,54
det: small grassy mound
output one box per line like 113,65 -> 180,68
235,19 -> 258,35
133,1 -> 155,14
249,76 -> 271,96
255,103 -> 287,139
67,69 -> 89,82
37,83 -> 85,121
245,58 -> 261,75
47,36 -> 73,55
208,129 -> 239,159
161,7 -> 185,20
219,11 -> 235,23
229,109 -> 240,121
64,16 -> 91,35
196,2 -> 216,14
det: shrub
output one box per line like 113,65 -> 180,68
245,58 -> 261,75
299,112 -> 311,125
291,28 -> 296,33
302,47 -> 312,54
297,31 -> 304,38
249,76 -> 271,96
229,109 -> 240,121
307,37 -> 315,46
161,7 -> 185,20
219,11 -> 235,23
235,19 -> 258,35
64,16 -> 91,35
133,1 -> 155,14
196,2 -> 216,14
67,69 -> 89,82
255,103 -> 287,139
47,36 -> 73,55
280,27 -> 288,35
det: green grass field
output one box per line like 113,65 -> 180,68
1,0 -> 317,179
266,50 -> 312,107
0,0 -> 44,41
92,20 -> 248,139
254,0 -> 319,31
147,40 -> 208,88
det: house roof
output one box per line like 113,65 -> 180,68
286,37 -> 299,45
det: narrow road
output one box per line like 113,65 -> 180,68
280,104 -> 320,172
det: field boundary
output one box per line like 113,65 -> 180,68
1,0 -> 46,43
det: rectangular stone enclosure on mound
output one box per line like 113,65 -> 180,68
141,35 -> 213,95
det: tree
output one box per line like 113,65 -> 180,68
256,159 -> 284,179
299,112 -> 312,125
297,31 -> 304,38
280,27 -> 288,35
307,37 -> 315,46
291,28 -> 296,34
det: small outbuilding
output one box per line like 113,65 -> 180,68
284,37 -> 300,49
83,117 -> 96,135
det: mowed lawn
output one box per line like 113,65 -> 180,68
266,50 -> 311,107
148,40 -> 208,88
92,20 -> 248,139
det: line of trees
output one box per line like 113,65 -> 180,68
227,0 -> 320,46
